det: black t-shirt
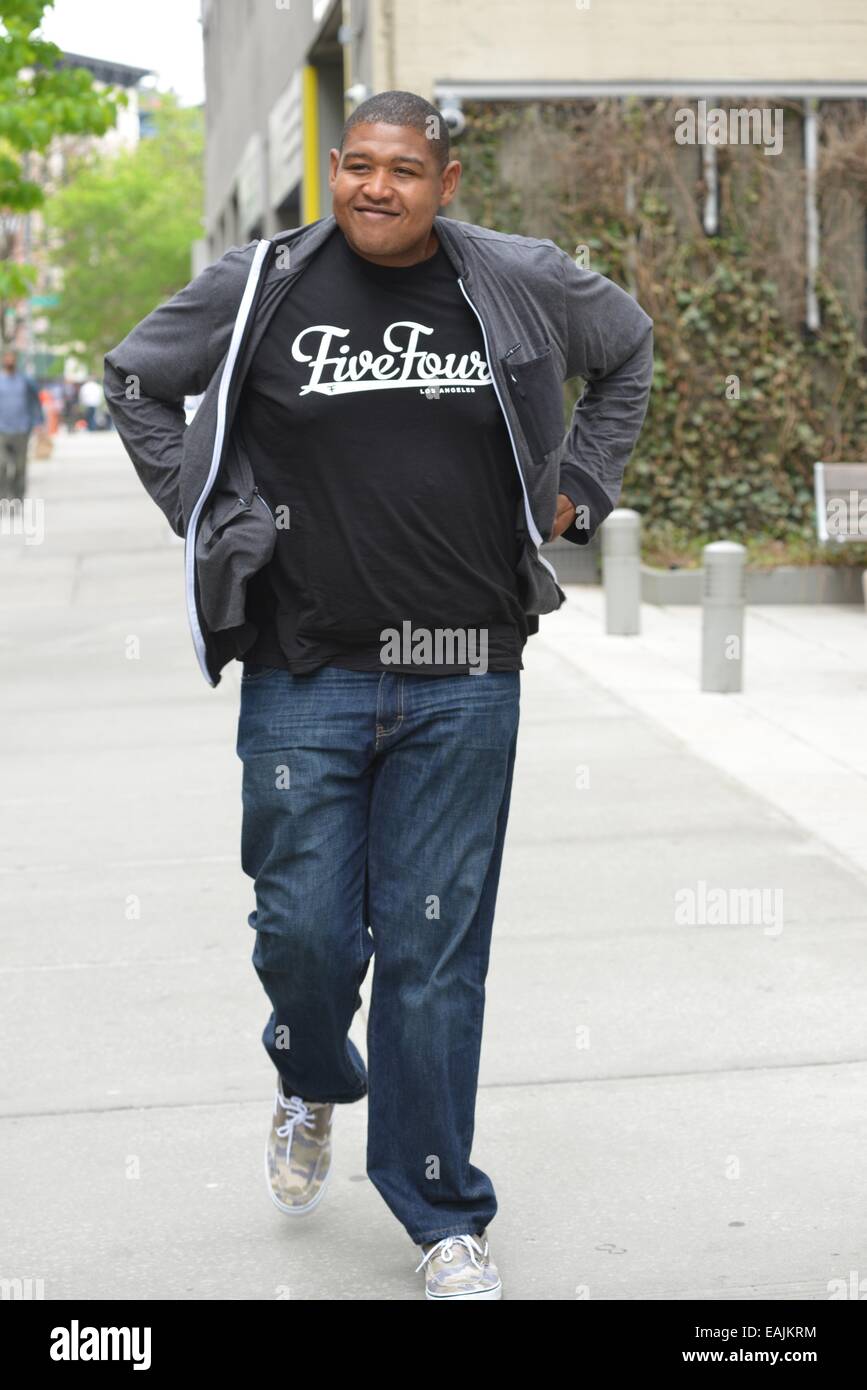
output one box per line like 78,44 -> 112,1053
238,227 -> 528,675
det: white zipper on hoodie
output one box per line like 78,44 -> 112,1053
184,238 -> 273,684
456,277 -> 559,585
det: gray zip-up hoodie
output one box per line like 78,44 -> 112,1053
103,212 -> 654,687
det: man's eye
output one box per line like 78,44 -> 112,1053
347,164 -> 413,176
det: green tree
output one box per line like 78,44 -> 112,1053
44,97 -> 204,368
0,0 -> 121,315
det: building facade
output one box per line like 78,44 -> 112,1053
201,0 -> 867,270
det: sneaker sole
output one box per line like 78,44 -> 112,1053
425,1280 -> 503,1300
264,1133 -> 332,1216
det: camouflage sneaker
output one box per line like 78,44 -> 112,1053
265,1079 -> 333,1216
414,1230 -> 502,1300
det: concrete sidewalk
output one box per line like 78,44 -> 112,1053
1,433 -> 865,1301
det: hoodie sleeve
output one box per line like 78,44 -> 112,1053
102,243 -> 256,538
554,251 -> 654,546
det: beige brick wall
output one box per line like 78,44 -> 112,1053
367,0 -> 867,93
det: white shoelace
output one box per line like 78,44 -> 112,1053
274,1090 -> 316,1157
414,1233 -> 487,1274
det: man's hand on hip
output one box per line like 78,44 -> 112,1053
549,493 -> 577,540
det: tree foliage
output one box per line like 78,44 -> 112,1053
44,96 -> 204,369
0,0 -> 121,303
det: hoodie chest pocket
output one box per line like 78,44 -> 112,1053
502,342 -> 565,464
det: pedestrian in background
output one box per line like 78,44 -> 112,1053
62,379 -> 80,433
0,350 -> 44,500
79,376 -> 104,431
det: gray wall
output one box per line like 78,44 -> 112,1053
201,0 -> 344,257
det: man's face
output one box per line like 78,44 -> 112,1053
2,353 -> 16,373
329,122 -> 460,264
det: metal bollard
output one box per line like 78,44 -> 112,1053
602,508 -> 641,635
701,541 -> 746,691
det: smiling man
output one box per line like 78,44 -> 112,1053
104,89 -> 654,1300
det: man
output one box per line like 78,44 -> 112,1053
79,376 -> 104,431
0,350 -> 44,500
61,378 -> 80,433
103,89 -> 653,1300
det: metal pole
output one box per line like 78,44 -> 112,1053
701,541 -> 746,692
22,152 -> 34,375
602,508 -> 641,635
804,96 -> 821,335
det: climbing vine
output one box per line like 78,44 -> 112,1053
452,99 -> 867,565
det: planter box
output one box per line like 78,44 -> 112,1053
641,564 -> 702,604
542,538 -> 865,604
640,562 -> 866,605
542,533 -> 601,583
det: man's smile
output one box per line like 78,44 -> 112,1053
353,206 -> 400,221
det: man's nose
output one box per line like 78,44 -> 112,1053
361,171 -> 393,201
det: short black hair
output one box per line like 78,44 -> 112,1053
339,90 -> 451,172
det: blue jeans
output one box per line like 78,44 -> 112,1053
235,663 -> 520,1245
